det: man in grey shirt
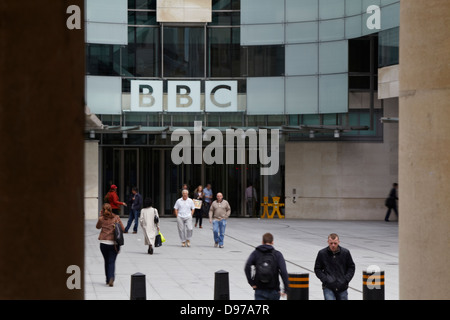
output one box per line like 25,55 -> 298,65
209,192 -> 231,248
174,189 -> 195,247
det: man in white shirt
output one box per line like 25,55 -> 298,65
173,189 -> 195,247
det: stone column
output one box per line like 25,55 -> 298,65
0,1 -> 84,299
399,1 -> 450,299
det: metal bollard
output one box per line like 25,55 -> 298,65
287,273 -> 309,300
363,270 -> 385,300
214,270 -> 230,300
130,272 -> 146,300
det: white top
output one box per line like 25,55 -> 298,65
174,197 -> 195,218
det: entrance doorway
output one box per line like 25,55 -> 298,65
101,146 -> 283,217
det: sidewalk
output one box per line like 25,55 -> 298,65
85,217 -> 399,300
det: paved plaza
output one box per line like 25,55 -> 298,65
85,217 -> 399,300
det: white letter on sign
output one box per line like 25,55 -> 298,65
130,80 -> 163,112
205,81 -> 237,112
168,81 -> 201,112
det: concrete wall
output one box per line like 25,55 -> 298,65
285,99 -> 398,220
85,140 -> 99,219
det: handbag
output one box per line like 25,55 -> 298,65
114,221 -> 124,247
155,234 -> 162,247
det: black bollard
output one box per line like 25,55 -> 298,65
287,273 -> 309,300
214,270 -> 230,300
363,270 -> 385,300
130,272 -> 146,300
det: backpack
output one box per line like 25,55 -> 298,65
255,249 -> 278,287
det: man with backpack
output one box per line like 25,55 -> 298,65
244,233 -> 290,300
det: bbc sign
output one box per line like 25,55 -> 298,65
130,80 -> 238,112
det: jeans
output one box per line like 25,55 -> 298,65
255,289 -> 280,300
212,219 -> 227,246
323,287 -> 348,300
125,209 -> 140,232
100,243 -> 118,283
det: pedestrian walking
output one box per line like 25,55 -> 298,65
96,203 -> 125,287
193,185 -> 204,228
104,184 -> 127,215
173,189 -> 195,247
208,192 -> 231,248
244,233 -> 290,300
385,183 -> 399,221
139,198 -> 160,255
314,233 -> 355,300
125,186 -> 143,234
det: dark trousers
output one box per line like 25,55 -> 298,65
100,243 -> 118,283
385,204 -> 398,221
195,209 -> 203,227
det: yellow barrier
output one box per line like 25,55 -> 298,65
260,196 -> 285,219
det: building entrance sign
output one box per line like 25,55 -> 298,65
130,80 -> 238,113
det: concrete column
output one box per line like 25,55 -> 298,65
85,140 -> 99,219
399,1 -> 450,299
0,1 -> 84,298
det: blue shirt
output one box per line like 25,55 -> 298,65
204,188 -> 213,203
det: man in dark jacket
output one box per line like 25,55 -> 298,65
385,183 -> 398,221
244,233 -> 290,300
124,187 -> 143,234
314,233 -> 355,300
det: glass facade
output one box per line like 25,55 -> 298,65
85,0 -> 400,216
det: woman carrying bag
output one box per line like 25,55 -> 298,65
139,198 -> 160,254
96,203 -> 125,287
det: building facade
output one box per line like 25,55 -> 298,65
84,0 -> 400,219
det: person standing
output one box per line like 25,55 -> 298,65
193,185 -> 204,228
139,198 -> 160,255
125,187 -> 143,234
104,184 -> 127,215
209,192 -> 231,248
203,183 -> 213,212
314,233 -> 355,300
244,233 -> 290,300
385,183 -> 399,222
245,183 -> 257,217
173,189 -> 195,247
96,203 -> 125,287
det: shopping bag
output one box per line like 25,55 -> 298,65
159,231 -> 166,243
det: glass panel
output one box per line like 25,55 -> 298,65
319,0 -> 345,19
345,15 -> 362,39
163,27 -> 205,77
128,11 -> 157,25
123,27 -> 160,77
285,44 -> 318,76
286,76 -> 319,114
286,22 -> 318,44
319,19 -> 345,41
129,0 -> 157,10
241,0 -> 284,24
86,76 -> 122,114
86,0 -> 127,23
345,0 -> 362,16
378,27 -> 399,67
286,0 -> 318,22
86,22 -> 128,45
319,40 -> 348,74
381,2 -> 400,30
241,24 -> 284,45
319,74 -> 348,113
209,28 -> 243,77
86,44 -> 121,76
247,45 -> 285,77
246,77 -> 285,115
212,0 -> 241,10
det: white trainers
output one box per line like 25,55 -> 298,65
186,240 -> 191,247
182,242 -> 186,247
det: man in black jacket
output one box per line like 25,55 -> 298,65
244,233 -> 290,300
314,233 -> 355,300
